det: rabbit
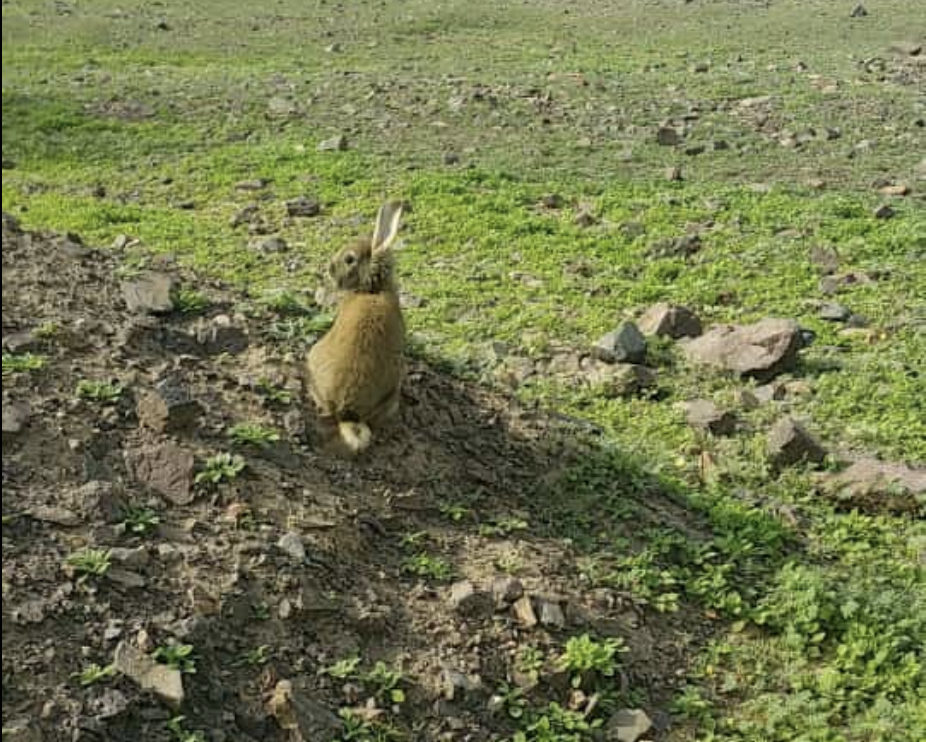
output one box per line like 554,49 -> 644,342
305,201 -> 406,453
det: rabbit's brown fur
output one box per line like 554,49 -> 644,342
305,202 -> 405,453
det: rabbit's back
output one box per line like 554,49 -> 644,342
306,291 -> 404,421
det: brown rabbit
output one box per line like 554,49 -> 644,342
305,201 -> 405,453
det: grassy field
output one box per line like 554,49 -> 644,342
3,0 -> 925,740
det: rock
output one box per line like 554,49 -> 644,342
890,40 -> 922,56
537,597 -> 566,629
277,532 -> 306,563
121,272 -> 175,314
664,165 -> 683,181
113,641 -> 184,708
442,151 -> 460,165
446,580 -> 491,617
850,4 -> 867,18
605,708 -> 653,742
574,209 -> 597,228
2,330 -> 39,352
685,144 -> 706,156
873,203 -> 895,219
656,126 -> 682,146
136,377 -> 203,433
753,381 -> 786,404
589,363 -> 658,399
819,458 -> 925,514
681,399 -> 736,436
638,303 -> 702,339
682,318 -> 803,381
2,400 -> 31,437
490,576 -> 524,607
194,315 -> 248,354
512,595 -> 538,628
647,233 -> 701,258
107,567 -> 147,589
285,196 -> 321,218
879,183 -> 910,197
251,235 -> 288,253
109,546 -> 150,569
0,720 -> 43,742
124,443 -> 196,505
809,245 -> 840,274
317,134 -> 348,152
736,388 -> 761,410
29,505 -> 81,527
819,302 -> 852,322
440,666 -> 483,701
541,193 -> 564,209
88,688 -> 130,720
267,680 -> 341,742
230,204 -> 259,227
267,97 -> 299,117
593,322 -> 646,364
767,417 -> 827,467
235,178 -> 270,191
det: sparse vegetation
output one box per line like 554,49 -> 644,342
76,379 -> 123,404
227,421 -> 281,448
557,634 -> 627,689
2,352 -> 45,377
172,287 -> 210,314
401,552 -> 454,582
120,505 -> 160,536
195,453 -> 246,485
65,548 -> 112,581
72,663 -> 116,687
153,642 -> 197,675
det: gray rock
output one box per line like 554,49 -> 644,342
819,458 -> 925,514
121,272 -> 175,314
890,40 -> 923,56
638,303 -> 702,338
656,126 -> 682,146
589,363 -> 658,399
107,567 -> 147,589
194,315 -> 248,355
317,134 -> 348,152
809,245 -> 840,274
235,178 -> 270,191
113,640 -> 184,708
605,708 -> 653,742
88,688 -> 130,720
873,203 -> 895,219
267,680 -> 341,742
29,505 -> 81,526
2,400 -> 31,437
594,321 -> 647,364
491,576 -> 524,607
665,165 -> 683,181
767,417 -> 827,467
512,595 -> 538,628
277,532 -> 306,563
682,399 -> 737,436
286,196 -> 321,218
2,330 -> 39,353
136,377 -> 203,434
124,443 -> 196,505
230,204 -> 259,227
753,382 -> 787,404
537,597 -> 566,629
819,302 -> 852,322
251,235 -> 288,253
440,665 -> 483,701
682,318 -> 803,381
109,546 -> 150,569
449,580 -> 494,618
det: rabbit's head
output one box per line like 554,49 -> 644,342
327,201 -> 403,294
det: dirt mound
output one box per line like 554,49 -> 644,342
2,216 -> 709,740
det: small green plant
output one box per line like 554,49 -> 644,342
321,655 -> 362,680
34,321 -> 60,339
121,505 -> 160,536
336,709 -> 404,742
258,289 -> 313,315
234,644 -> 272,667
72,662 -> 116,686
363,661 -> 406,705
153,642 -> 197,674
439,503 -> 471,522
195,453 -> 246,485
557,634 -> 627,688
256,378 -> 293,406
494,682 -> 528,720
252,601 -> 271,620
511,701 -> 601,742
514,646 -> 545,687
479,516 -> 530,538
172,288 -> 210,314
402,553 -> 454,581
115,255 -> 149,279
228,422 -> 281,448
65,548 -> 112,581
76,379 -> 123,404
268,314 -> 333,344
166,716 -> 207,742
2,352 -> 46,377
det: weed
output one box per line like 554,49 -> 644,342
557,634 -> 627,689
195,453 -> 246,485
76,379 -> 123,404
401,552 -> 454,581
268,314 -> 333,345
511,702 -> 602,742
2,353 -> 45,377
258,289 -> 313,315
65,548 -> 111,581
439,503 -> 471,522
72,663 -> 116,686
256,378 -> 293,406
479,516 -> 530,538
121,505 -> 160,536
336,709 -> 404,742
166,716 -> 207,742
34,321 -> 60,339
153,642 -> 196,674
363,661 -> 406,705
493,682 -> 528,720
234,644 -> 272,667
172,288 -> 210,314
227,422 -> 281,448
321,655 -> 362,680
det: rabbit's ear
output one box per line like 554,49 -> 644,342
372,201 -> 403,254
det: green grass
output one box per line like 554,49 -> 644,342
65,548 -> 112,581
2,353 -> 46,377
4,0 -> 926,739
75,379 -> 124,404
227,422 -> 281,448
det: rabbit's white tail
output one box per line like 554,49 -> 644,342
338,421 -> 372,453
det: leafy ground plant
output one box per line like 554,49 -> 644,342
72,663 -> 116,687
557,634 -> 628,689
2,352 -> 45,377
153,643 -> 197,674
195,453 -> 246,485
65,548 -> 112,581
120,505 -> 160,536
227,422 -> 281,448
76,379 -> 123,404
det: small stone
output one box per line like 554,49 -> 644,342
736,389 -> 761,410
267,680 -> 341,742
277,532 -> 306,563
684,144 -> 706,156
809,245 -> 840,274
88,689 -> 130,720
682,399 -> 737,436
250,235 -> 288,253
440,666 -> 483,701
194,315 -> 248,355
442,151 -> 460,165
890,40 -> 922,56
230,204 -> 259,227
113,640 -> 184,708
593,321 -> 647,364
850,4 -> 867,18
873,203 -> 895,219
136,377 -> 203,434
541,193 -> 564,209
317,134 -> 348,152
512,595 -> 538,628
605,708 -> 653,742
107,567 -> 147,589
656,126 -> 682,146
767,417 -> 827,467
819,457 -> 925,514
448,580 -> 493,618
537,597 -> 566,628
235,178 -> 270,191
574,209 -> 597,228
285,196 -> 321,218
2,400 -> 31,437
819,302 -> 852,322
124,443 -> 195,505
121,272 -> 175,314
638,303 -> 702,339
109,546 -> 150,569
278,598 -> 293,620
29,505 -> 80,527
879,183 -> 910,197
2,330 -> 39,353
490,576 -> 524,607
590,363 -> 659,399
754,382 -> 787,404
664,165 -> 683,182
